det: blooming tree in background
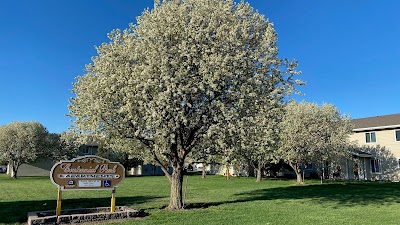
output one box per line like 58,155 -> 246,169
0,121 -> 48,179
48,132 -> 80,160
278,101 -> 353,184
233,102 -> 283,182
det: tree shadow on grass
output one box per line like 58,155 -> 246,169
0,195 -> 160,224
186,182 -> 400,210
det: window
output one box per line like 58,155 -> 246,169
365,132 -> 376,143
82,147 -> 89,155
396,130 -> 400,142
87,146 -> 98,155
371,158 -> 381,173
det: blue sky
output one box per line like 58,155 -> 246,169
1,0 -> 399,133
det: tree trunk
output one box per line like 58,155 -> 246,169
168,165 -> 184,210
6,161 -> 11,175
247,160 -> 255,177
291,163 -> 303,184
295,170 -> 303,184
226,164 -> 230,180
11,161 -> 19,179
202,163 -> 207,178
256,162 -> 263,182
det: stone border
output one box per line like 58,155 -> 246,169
28,206 -> 140,225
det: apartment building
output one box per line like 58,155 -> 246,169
349,113 -> 400,181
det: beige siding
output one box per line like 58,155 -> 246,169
18,159 -> 54,176
350,129 -> 400,158
350,129 -> 400,181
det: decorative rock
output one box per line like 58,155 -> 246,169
27,206 -> 140,225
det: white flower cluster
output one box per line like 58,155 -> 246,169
69,0 -> 302,184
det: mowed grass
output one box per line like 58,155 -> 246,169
1,174 -> 400,225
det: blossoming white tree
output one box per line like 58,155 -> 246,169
68,0 -> 300,209
0,121 -> 49,178
233,103 -> 283,182
278,101 -> 353,184
48,132 -> 80,160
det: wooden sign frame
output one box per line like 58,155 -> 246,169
50,155 -> 125,190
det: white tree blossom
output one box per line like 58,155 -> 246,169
0,122 -> 49,178
48,132 -> 80,160
278,101 -> 353,183
69,0 -> 301,209
233,102 -> 283,182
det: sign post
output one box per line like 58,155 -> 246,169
50,156 -> 125,215
111,188 -> 116,213
56,187 -> 62,216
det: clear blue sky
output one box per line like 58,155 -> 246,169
1,0 -> 399,133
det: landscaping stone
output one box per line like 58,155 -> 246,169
27,206 -> 140,225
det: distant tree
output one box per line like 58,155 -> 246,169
233,101 -> 283,182
0,122 -> 49,178
188,139 -> 223,178
47,132 -> 80,160
68,0 -> 300,209
278,101 -> 353,184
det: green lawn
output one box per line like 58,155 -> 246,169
1,174 -> 400,225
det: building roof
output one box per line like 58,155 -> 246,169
352,113 -> 400,131
352,149 -> 374,158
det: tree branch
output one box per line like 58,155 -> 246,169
149,148 -> 172,182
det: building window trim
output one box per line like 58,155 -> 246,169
371,158 -> 381,174
365,132 -> 377,143
395,130 -> 400,142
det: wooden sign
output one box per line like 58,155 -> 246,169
50,155 -> 125,190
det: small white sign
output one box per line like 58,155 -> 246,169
78,180 -> 101,187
